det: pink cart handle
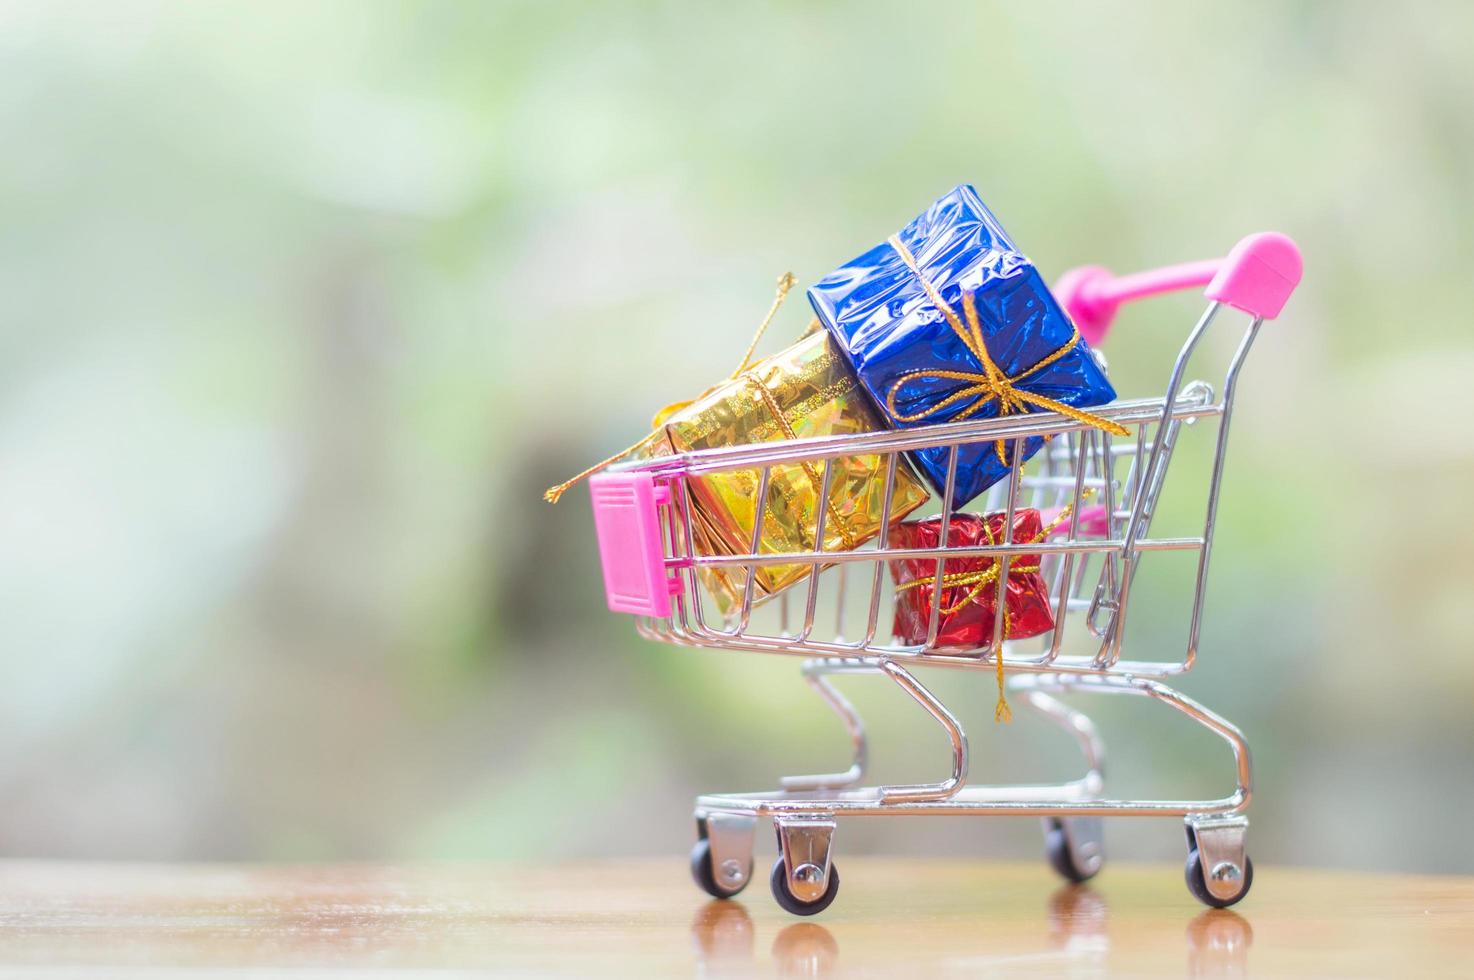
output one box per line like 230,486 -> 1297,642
1055,232 -> 1303,347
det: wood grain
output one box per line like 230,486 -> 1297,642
0,859 -> 1468,976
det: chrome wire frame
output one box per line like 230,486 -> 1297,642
625,302 -> 1260,822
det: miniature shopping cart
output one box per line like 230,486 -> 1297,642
587,233 -> 1302,915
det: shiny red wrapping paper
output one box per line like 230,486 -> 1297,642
887,510 -> 1055,650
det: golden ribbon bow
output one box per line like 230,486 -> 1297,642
894,493 -> 1094,722
883,235 -> 1128,468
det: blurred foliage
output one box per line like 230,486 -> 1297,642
1,0 -> 1472,872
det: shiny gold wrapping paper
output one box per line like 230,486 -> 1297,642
639,332 -> 930,615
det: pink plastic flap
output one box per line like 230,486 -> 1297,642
590,471 -> 676,617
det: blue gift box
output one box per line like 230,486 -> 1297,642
807,185 -> 1118,508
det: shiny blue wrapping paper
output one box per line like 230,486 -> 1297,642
807,185 -> 1116,508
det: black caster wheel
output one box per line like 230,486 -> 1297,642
1185,848 -> 1253,909
691,838 -> 752,899
769,857 -> 840,916
1045,819 -> 1100,884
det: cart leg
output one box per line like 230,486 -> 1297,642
1184,814 -> 1253,908
778,660 -> 869,792
1016,684 -> 1106,798
771,817 -> 840,916
691,811 -> 757,900
875,659 -> 968,804
1021,674 -> 1252,815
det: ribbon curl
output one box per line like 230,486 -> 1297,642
543,274 -> 859,553
543,273 -> 800,504
883,234 -> 1128,468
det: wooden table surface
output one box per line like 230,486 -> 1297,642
0,859 -> 1469,977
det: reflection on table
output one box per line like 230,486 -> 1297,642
691,881 -> 1254,977
0,859 -> 1461,975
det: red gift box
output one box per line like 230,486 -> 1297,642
888,510 -> 1055,650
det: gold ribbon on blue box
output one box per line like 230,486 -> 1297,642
807,185 -> 1126,509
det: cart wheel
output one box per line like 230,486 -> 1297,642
1043,813 -> 1102,884
1185,848 -> 1253,909
691,839 -> 752,900
1044,819 -> 1100,884
769,857 -> 840,916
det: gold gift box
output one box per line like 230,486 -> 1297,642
639,331 -> 930,615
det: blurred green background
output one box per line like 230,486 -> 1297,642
2,0 -> 1471,873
